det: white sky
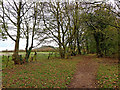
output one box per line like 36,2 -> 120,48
0,37 -> 57,51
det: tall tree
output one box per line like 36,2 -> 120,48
80,1 -> 116,57
1,0 -> 30,64
23,2 -> 39,62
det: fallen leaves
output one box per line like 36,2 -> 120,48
97,63 -> 119,88
2,55 -> 78,88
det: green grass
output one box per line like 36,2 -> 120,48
0,55 -> 1,82
0,52 -> 56,55
0,56 -> 2,70
0,56 -> 2,63
1,52 -> 59,69
2,53 -> 80,88
3,53 -> 119,88
2,55 -> 14,69
97,63 -> 119,88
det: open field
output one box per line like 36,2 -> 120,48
0,52 -> 55,56
1,52 -> 59,69
1,54 -> 119,88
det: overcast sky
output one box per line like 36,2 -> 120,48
0,37 -> 57,51
0,0 -> 115,51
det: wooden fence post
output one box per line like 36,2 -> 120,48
6,56 -> 10,67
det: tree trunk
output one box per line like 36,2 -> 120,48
12,1 -> 22,64
25,48 -> 32,63
86,38 -> 89,54
59,45 -> 65,58
77,33 -> 81,55
118,29 -> 120,61
94,33 -> 102,57
13,39 -> 20,64
12,17 -> 21,64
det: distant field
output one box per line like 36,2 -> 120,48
0,52 -> 55,56
1,52 -> 59,69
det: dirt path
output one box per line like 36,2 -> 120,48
68,55 -> 99,88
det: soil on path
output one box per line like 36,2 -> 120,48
68,55 -> 99,88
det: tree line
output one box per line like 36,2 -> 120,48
0,0 -> 119,64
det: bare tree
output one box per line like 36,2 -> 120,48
41,2 -> 73,58
1,0 -> 30,64
21,2 -> 48,62
23,2 -> 39,62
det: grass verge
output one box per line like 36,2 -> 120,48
97,63 -> 119,88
